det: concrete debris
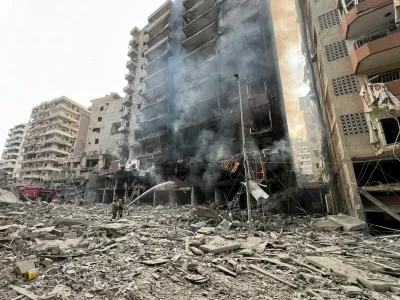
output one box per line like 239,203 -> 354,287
238,249 -> 254,256
15,260 -> 36,275
0,189 -> 22,206
196,207 -> 218,219
1,201 -> 400,299
217,219 -> 232,231
8,284 -> 38,300
328,214 -> 367,231
189,246 -> 204,256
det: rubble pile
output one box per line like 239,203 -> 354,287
1,200 -> 400,299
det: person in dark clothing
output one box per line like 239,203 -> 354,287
117,198 -> 124,219
111,199 -> 119,220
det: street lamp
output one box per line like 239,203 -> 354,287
235,74 -> 252,230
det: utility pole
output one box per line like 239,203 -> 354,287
235,74 -> 252,230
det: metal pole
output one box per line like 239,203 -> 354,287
235,74 -> 252,230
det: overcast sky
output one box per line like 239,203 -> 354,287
0,0 -> 166,154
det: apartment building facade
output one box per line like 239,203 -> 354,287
299,0 -> 400,220
292,138 -> 314,180
74,93 -> 124,177
119,0 -> 292,205
21,96 -> 90,185
0,124 -> 27,177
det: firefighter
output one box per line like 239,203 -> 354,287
117,198 -> 124,219
111,199 -> 119,220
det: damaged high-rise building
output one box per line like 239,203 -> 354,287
298,0 -> 400,224
119,0 -> 294,208
0,124 -> 27,178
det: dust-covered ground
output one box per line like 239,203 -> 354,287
1,195 -> 400,300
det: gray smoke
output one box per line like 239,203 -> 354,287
139,0 -> 281,190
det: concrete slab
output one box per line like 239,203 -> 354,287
328,214 -> 366,231
305,256 -> 393,292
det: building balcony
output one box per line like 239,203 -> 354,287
180,73 -> 220,104
52,103 -> 80,116
350,23 -> 400,72
182,55 -> 218,84
183,4 -> 219,37
120,108 -> 132,120
183,0 -> 216,11
143,67 -> 168,90
146,10 -> 170,38
143,50 -> 169,77
122,96 -> 133,107
368,68 -> 400,96
144,37 -> 170,63
125,71 -> 136,82
36,147 -> 70,155
117,139 -> 129,149
182,38 -> 217,69
146,24 -> 170,50
127,46 -> 139,59
126,59 -> 138,71
7,145 -> 20,151
4,158 -> 17,162
130,26 -> 140,37
179,114 -> 219,130
118,125 -> 131,133
42,138 -> 74,147
182,21 -> 219,52
135,129 -> 167,142
138,112 -> 169,127
129,36 -> 140,47
39,129 -> 75,139
142,80 -> 169,101
48,111 -> 80,123
123,84 -> 134,94
136,151 -> 162,159
341,0 -> 394,39
140,96 -> 167,111
148,0 -> 171,24
248,93 -> 272,120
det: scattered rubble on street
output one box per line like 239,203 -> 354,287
1,197 -> 400,299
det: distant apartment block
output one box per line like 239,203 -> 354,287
21,96 -> 90,184
293,138 -> 314,179
0,124 -> 27,177
74,93 -> 124,178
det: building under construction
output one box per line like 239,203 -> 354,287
117,0 -> 295,211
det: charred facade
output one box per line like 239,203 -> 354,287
120,0 -> 293,208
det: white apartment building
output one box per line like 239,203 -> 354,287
0,123 -> 27,177
293,138 -> 314,179
21,96 -> 90,184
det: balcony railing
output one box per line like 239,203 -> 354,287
341,0 -> 368,13
354,23 -> 400,49
368,68 -> 400,83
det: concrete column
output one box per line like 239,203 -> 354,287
101,189 -> 106,203
214,187 -> 222,206
153,190 -> 157,206
191,185 -> 197,206
169,189 -> 176,207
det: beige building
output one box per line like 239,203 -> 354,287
299,95 -> 323,182
21,96 -> 90,184
75,93 -> 125,176
299,0 -> 400,220
0,123 -> 27,177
